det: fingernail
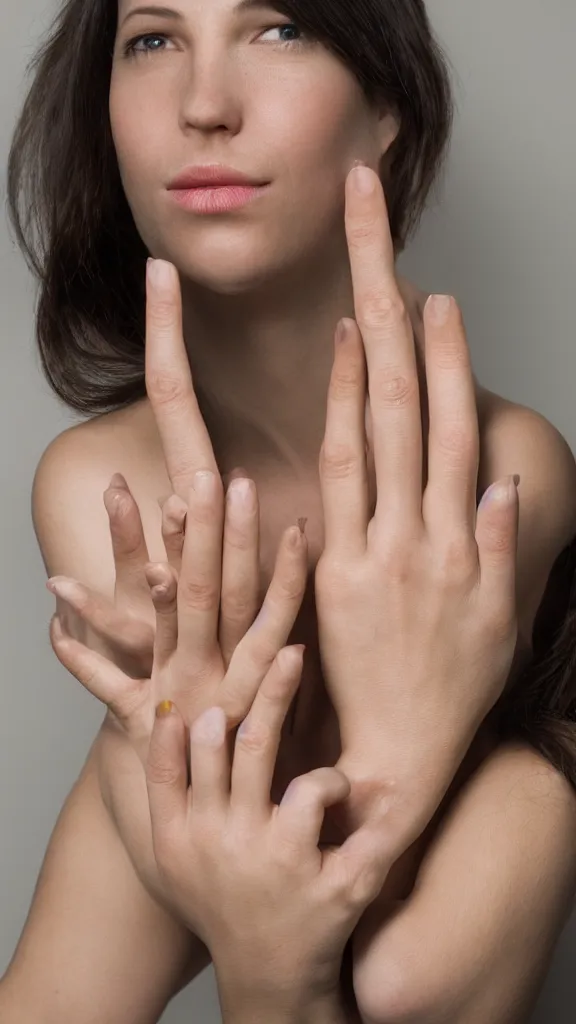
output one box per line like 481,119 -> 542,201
352,165 -> 375,195
46,577 -> 79,602
194,470 -> 215,499
108,473 -> 128,490
226,478 -> 252,507
156,699 -> 174,718
51,615 -> 63,639
479,479 -> 516,507
426,294 -> 452,326
336,319 -> 348,345
192,706 -> 226,745
297,517 -> 307,536
147,258 -> 172,288
513,474 -> 521,488
287,526 -> 303,549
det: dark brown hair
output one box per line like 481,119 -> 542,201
497,538 -> 576,789
6,0 -> 453,416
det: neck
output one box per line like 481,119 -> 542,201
180,249 -> 427,482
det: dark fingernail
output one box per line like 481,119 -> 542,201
155,699 -> 174,718
513,474 -> 521,487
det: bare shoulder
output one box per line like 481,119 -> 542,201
476,387 -> 576,644
32,398 -> 168,585
477,386 -> 576,525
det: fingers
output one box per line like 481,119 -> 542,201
176,471 -> 225,663
476,476 -> 520,614
146,700 -> 188,837
160,494 -> 188,572
422,296 -> 480,532
344,165 -> 423,524
145,259 -> 218,497
230,645 -> 305,819
220,524 -> 308,724
325,823 -> 388,910
46,576 -> 155,667
219,476 -> 261,669
189,705 -> 229,813
319,318 -> 370,558
103,474 -> 151,603
49,614 -> 140,722
276,767 -> 351,849
145,562 -> 179,666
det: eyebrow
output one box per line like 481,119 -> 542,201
121,2 -> 274,29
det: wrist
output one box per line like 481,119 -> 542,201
219,988 -> 347,1024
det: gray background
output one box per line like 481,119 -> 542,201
1,1 -> 574,1021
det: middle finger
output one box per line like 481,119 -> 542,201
345,165 -> 423,525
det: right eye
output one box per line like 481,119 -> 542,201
123,33 -> 172,58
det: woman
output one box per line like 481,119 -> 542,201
2,0 -> 576,1020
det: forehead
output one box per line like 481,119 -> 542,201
117,0 -> 275,20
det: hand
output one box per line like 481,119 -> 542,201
315,165 -> 520,849
46,468 -> 250,679
46,255 -> 254,678
143,650 -> 387,1018
50,475 -> 308,900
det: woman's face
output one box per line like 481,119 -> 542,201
110,0 -> 398,292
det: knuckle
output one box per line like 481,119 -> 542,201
146,755 -> 180,787
146,371 -> 188,407
221,588 -> 254,624
370,365 -> 417,408
320,441 -> 358,480
435,424 -> 475,464
235,718 -> 271,754
431,335 -> 470,370
179,576 -> 219,610
359,290 -> 408,330
329,360 -> 364,401
279,568 -> 306,603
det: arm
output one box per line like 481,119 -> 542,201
353,740 -> 576,1024
0,424 -> 208,1024
352,403 -> 576,1023
221,991 -> 351,1024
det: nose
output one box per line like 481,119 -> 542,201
177,46 -> 243,136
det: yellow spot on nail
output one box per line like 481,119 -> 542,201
156,700 -> 173,718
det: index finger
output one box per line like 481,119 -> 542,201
145,259 -> 218,497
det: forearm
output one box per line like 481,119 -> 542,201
218,986 -> 350,1024
352,741 -> 576,1024
2,731 -> 208,1024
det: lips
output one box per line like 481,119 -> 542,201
168,164 -> 267,189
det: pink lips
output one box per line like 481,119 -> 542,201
169,183 -> 270,214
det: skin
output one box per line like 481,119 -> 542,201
2,2 -> 576,1022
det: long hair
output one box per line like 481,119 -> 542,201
6,0 -> 453,416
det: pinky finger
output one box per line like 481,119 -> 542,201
476,475 -> 520,610
49,615 -> 141,724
